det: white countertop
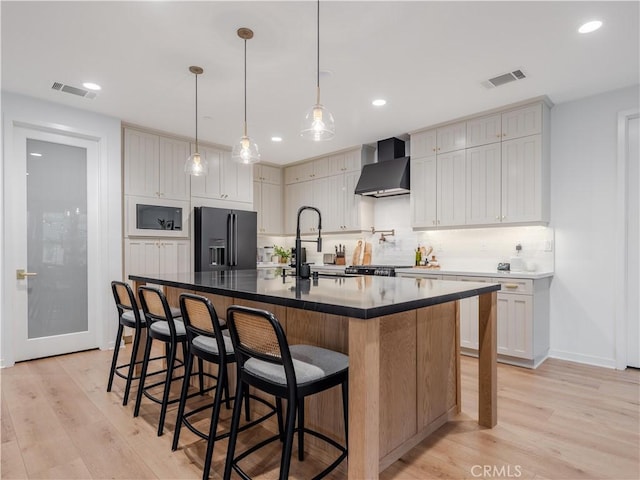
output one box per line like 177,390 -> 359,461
258,262 -> 553,279
398,268 -> 554,280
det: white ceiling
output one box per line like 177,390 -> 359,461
2,1 -> 638,165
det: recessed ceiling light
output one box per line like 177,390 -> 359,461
578,20 -> 602,34
271,136 -> 283,142
372,99 -> 387,107
29,152 -> 42,157
82,82 -> 101,91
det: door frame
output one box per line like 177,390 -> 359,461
10,127 -> 101,361
615,108 -> 640,370
1,98 -> 121,367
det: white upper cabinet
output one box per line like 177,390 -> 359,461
254,164 -> 282,185
327,149 -> 362,174
191,145 -> 252,205
466,143 -> 502,225
158,136 -> 191,200
283,147 -> 373,234
124,128 -> 190,201
221,150 -> 253,203
501,103 -> 542,140
411,99 -> 550,229
437,150 -> 466,226
466,114 -> 502,148
190,145 -> 223,198
410,129 -> 438,158
284,162 -> 314,184
254,181 -> 283,235
410,156 -> 437,227
501,135 -> 543,224
411,122 -> 466,158
436,122 -> 467,154
254,164 -> 283,235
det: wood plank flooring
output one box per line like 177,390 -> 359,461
1,348 -> 638,479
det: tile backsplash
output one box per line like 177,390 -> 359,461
259,196 -> 554,273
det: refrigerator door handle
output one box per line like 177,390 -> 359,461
234,213 -> 239,266
227,213 -> 233,266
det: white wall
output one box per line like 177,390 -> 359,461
549,85 -> 640,368
1,92 -> 122,366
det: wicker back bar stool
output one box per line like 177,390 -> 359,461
133,286 -> 213,436
223,305 -> 349,480
172,293 -> 278,480
107,281 -> 178,406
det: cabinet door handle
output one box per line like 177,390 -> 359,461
504,283 -> 519,289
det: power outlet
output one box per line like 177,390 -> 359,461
544,240 -> 553,252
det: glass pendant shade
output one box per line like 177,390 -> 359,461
301,0 -> 335,141
300,103 -> 335,141
184,65 -> 208,176
184,151 -> 208,176
233,28 -> 260,165
232,134 -> 260,164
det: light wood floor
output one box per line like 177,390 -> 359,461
1,348 -> 638,479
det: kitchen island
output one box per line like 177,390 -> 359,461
130,269 -> 500,479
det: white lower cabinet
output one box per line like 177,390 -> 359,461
496,291 -> 533,359
455,275 -> 550,368
125,238 -> 191,278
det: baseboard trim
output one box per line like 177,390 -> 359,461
548,349 -> 616,369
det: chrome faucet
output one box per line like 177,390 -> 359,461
295,206 -> 322,277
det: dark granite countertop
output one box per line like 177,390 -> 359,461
129,268 -> 501,319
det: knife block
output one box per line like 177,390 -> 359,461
335,256 -> 346,265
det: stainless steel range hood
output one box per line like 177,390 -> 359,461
354,137 -> 410,198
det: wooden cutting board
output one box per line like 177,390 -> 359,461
362,242 -> 372,265
352,240 -> 362,266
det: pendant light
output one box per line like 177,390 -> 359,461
232,27 -> 260,165
184,66 -> 209,176
300,0 -> 335,141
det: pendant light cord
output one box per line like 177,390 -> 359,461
244,38 -> 248,137
194,72 -> 199,151
316,0 -> 320,104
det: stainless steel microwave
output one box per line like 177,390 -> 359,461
125,196 -> 189,237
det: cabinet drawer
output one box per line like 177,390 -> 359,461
455,275 -> 493,283
492,278 -> 532,295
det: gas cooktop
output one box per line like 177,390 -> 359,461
344,265 -> 413,277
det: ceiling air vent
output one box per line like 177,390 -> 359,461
51,82 -> 97,99
483,69 -> 527,89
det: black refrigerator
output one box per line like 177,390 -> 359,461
194,206 -> 257,271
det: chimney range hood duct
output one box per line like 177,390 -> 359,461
355,137 -> 410,198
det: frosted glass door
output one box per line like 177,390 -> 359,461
8,125 -> 98,362
27,139 -> 88,339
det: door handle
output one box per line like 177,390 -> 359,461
233,214 -> 238,266
16,269 -> 38,280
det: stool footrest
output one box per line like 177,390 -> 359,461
231,421 -> 347,480
142,370 -> 217,407
182,393 -> 278,442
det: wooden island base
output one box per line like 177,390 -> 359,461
150,284 -> 497,479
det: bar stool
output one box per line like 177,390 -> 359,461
107,281 -> 179,406
133,286 -> 203,436
172,294 -> 278,480
224,305 -> 349,480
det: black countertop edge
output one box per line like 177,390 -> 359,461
129,275 -> 500,320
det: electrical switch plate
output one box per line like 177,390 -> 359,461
544,240 -> 553,252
